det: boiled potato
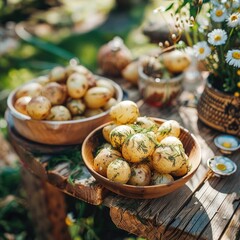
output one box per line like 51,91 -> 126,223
122,133 -> 156,163
84,108 -> 103,117
109,125 -> 135,149
94,148 -> 122,177
26,96 -> 51,120
49,66 -> 67,82
35,75 -> 50,85
171,154 -> 189,177
156,120 -> 181,142
84,87 -> 112,109
96,79 -> 115,97
66,98 -> 86,116
128,163 -> 151,186
102,123 -> 118,143
67,73 -> 89,99
134,116 -> 159,133
162,50 -> 190,73
15,82 -> 42,99
109,100 -> 139,124
121,61 -> 139,85
46,105 -> 71,121
41,82 -> 67,105
150,171 -> 174,185
103,98 -> 118,111
66,64 -> 96,87
107,158 -> 131,184
152,136 -> 186,173
14,96 -> 31,115
160,136 -> 183,146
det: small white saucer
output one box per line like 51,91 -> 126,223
207,156 -> 237,177
214,134 -> 240,154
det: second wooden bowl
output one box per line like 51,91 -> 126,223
82,118 -> 201,199
7,77 -> 123,145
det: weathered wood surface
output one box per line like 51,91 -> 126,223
7,78 -> 240,240
21,167 -> 71,240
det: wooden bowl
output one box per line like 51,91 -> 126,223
82,118 -> 201,199
7,77 -> 123,145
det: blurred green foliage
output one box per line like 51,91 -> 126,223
0,166 -> 36,240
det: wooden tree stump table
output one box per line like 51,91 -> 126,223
6,78 -> 240,240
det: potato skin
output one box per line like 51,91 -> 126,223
109,100 -> 139,124
66,98 -> 86,116
162,50 -> 190,73
94,148 -> 122,177
96,79 -> 115,97
107,158 -> 131,184
41,82 -> 67,105
122,133 -> 156,163
84,87 -> 112,109
102,123 -> 118,143
171,154 -> 189,177
103,98 -> 118,111
150,171 -> 174,185
134,116 -> 159,133
128,163 -> 151,186
14,96 -> 31,115
109,125 -> 135,149
67,73 -> 89,99
26,96 -> 51,120
156,120 -> 181,142
49,66 -> 67,82
152,136 -> 186,173
15,82 -> 42,99
46,105 -> 71,121
66,64 -> 96,87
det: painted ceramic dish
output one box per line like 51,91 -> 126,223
207,156 -> 237,177
214,134 -> 240,154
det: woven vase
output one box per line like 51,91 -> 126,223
197,82 -> 240,136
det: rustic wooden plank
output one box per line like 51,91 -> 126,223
21,167 -> 71,240
163,148 -> 239,240
220,205 -> 240,240
200,163 -> 240,240
10,125 -> 107,205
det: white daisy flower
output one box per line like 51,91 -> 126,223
208,29 -> 227,46
193,41 -> 211,60
232,0 -> 240,8
210,6 -> 228,22
226,12 -> 240,27
226,49 -> 240,68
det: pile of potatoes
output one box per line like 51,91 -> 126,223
93,100 -> 190,186
13,64 -> 119,121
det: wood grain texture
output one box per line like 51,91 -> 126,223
21,168 -> 71,240
7,78 -> 240,240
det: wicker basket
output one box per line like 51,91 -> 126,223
197,82 -> 240,136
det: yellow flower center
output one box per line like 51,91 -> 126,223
214,35 -> 222,41
237,81 -> 240,87
199,47 -> 205,54
232,51 -> 240,59
216,10 -> 223,17
230,15 -> 238,21
237,70 -> 240,76
222,142 -> 232,148
216,163 -> 227,171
